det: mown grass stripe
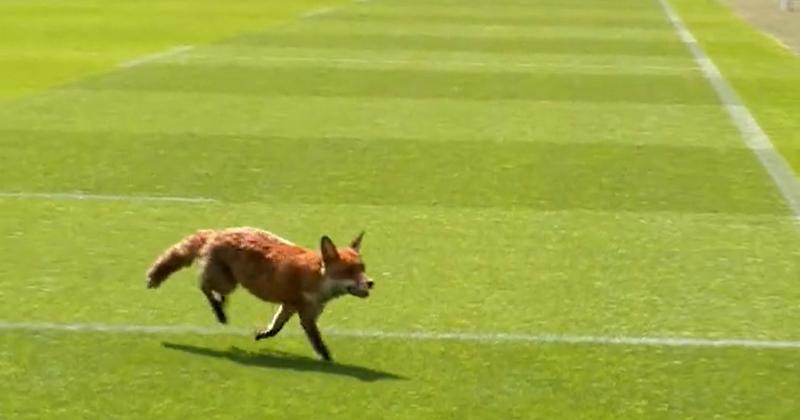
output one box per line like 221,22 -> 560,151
235,32 -> 687,57
334,5 -> 665,22
171,54 -> 698,75
81,65 -> 718,104
325,11 -> 672,29
271,21 -> 679,41
0,131 -> 782,214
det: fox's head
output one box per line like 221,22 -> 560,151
320,231 -> 373,299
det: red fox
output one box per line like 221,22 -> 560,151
146,227 -> 373,361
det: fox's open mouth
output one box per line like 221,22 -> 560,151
347,286 -> 369,298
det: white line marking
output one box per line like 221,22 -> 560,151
0,322 -> 238,336
301,6 -> 336,19
765,33 -> 796,55
329,329 -> 800,349
117,45 -> 194,68
0,192 -> 218,204
1,321 -> 799,350
657,0 -> 800,221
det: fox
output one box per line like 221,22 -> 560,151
145,227 -> 373,362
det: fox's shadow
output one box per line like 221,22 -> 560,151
162,342 -> 406,382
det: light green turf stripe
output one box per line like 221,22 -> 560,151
324,9 -> 671,29
270,20 -> 679,41
179,45 -> 697,69
166,52 -> 697,76
66,65 -> 718,104
0,91 -> 739,147
232,31 -> 688,57
336,3 -> 666,20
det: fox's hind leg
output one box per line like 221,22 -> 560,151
255,304 -> 295,340
199,257 -> 237,324
201,286 -> 227,324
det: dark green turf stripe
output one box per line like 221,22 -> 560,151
0,130 -> 785,215
80,64 -> 716,105
234,32 -> 687,57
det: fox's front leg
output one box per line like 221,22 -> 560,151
298,305 -> 331,362
255,304 -> 295,341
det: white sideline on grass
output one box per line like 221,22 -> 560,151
301,6 -> 337,19
657,0 -> 800,221
117,45 -> 195,68
1,321 -> 799,350
0,192 -> 218,204
115,0 -> 356,68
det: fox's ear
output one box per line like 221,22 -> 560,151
320,236 -> 339,262
350,231 -> 365,252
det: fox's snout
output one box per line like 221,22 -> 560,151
346,277 -> 373,298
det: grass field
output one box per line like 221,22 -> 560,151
1,0 -> 799,418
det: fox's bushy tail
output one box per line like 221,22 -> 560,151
146,230 -> 214,288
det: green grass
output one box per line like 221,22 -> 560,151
0,0 -> 345,100
671,0 -> 800,171
4,331 -> 800,419
1,0 -> 799,418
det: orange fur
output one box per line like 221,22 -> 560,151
146,227 -> 372,361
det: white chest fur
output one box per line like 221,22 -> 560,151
316,277 -> 352,303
